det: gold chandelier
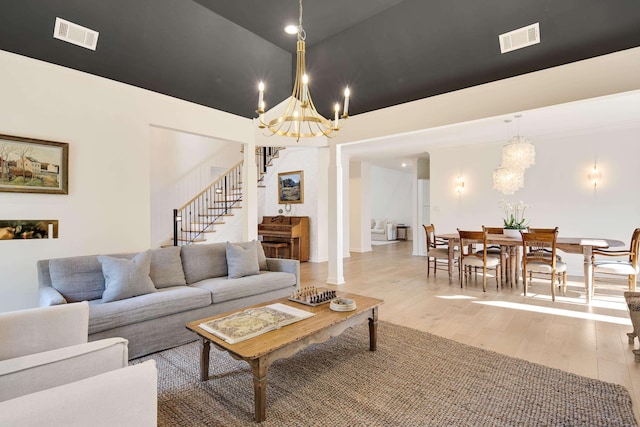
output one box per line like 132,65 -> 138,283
256,0 -> 350,141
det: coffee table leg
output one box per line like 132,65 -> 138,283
250,358 -> 268,422
200,338 -> 210,381
369,307 -> 378,351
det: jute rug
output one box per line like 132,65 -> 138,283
132,322 -> 637,426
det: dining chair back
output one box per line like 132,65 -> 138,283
592,228 -> 640,292
484,227 -> 505,234
521,227 -> 567,301
527,228 -> 563,261
423,224 -> 458,279
458,227 -> 501,292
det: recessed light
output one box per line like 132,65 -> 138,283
401,162 -> 407,168
284,25 -> 298,35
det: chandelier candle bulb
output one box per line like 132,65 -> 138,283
334,103 -> 340,128
343,87 -> 350,117
302,74 -> 308,103
258,82 -> 264,113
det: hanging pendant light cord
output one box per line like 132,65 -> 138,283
297,0 -> 306,41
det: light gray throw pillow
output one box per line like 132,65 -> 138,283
149,246 -> 187,288
98,250 -> 156,302
226,242 -> 260,279
236,240 -> 269,271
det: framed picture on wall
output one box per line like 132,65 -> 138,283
0,134 -> 69,194
278,170 -> 304,204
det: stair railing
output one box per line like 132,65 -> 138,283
173,161 -> 242,246
256,147 -> 282,184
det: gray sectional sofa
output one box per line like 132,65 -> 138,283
37,241 -> 299,359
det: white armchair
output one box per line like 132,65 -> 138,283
0,302 -> 157,426
371,218 -> 397,241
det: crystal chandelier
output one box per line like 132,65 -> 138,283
501,115 -> 535,170
492,166 -> 524,195
492,116 -> 534,195
256,0 -> 350,141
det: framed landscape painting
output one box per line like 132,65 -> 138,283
0,134 -> 69,194
278,170 -> 304,204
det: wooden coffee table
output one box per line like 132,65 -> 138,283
186,292 -> 383,422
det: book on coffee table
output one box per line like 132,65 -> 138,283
199,303 -> 315,344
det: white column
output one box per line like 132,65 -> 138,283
342,154 -> 351,258
411,157 -> 420,256
327,141 -> 345,285
242,138 -> 258,241
348,160 -> 372,253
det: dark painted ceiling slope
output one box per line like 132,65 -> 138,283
1,1 -> 639,119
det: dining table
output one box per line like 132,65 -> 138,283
437,233 -> 625,303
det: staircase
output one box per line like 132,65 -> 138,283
172,147 -> 283,246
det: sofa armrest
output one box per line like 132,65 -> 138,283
0,360 -> 157,427
0,301 -> 89,361
266,258 -> 300,288
0,337 -> 129,402
39,285 -> 67,307
386,223 -> 397,240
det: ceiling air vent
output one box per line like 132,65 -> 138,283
499,23 -> 539,54
53,17 -> 99,51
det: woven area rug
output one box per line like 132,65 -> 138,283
132,322 -> 637,426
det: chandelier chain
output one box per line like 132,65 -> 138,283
297,0 -> 306,41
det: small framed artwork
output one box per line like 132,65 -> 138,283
278,170 -> 304,204
0,134 -> 69,194
0,220 -> 59,240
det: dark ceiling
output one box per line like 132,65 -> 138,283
1,1 -> 640,121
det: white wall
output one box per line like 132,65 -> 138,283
371,165 -> 413,227
430,124 -> 640,276
260,146 -> 329,262
0,51 -> 251,312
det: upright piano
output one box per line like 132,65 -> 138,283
258,216 -> 309,262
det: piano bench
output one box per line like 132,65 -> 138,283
261,241 -> 289,259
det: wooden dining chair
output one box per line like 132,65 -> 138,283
477,226 -> 509,283
423,224 -> 459,279
458,228 -> 500,292
591,228 -> 640,293
528,228 -> 563,262
521,227 -> 567,302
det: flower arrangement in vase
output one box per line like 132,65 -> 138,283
499,199 -> 530,238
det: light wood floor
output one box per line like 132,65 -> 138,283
300,241 -> 640,423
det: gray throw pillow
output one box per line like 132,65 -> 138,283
226,242 -> 260,279
149,246 -> 187,288
98,250 -> 156,302
237,240 -> 269,271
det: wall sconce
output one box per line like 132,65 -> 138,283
588,165 -> 602,188
455,176 -> 465,193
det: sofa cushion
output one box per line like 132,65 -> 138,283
149,247 -> 186,288
98,251 -> 156,303
180,242 -> 228,284
87,286 -> 212,334
226,242 -> 260,279
192,271 -> 297,304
